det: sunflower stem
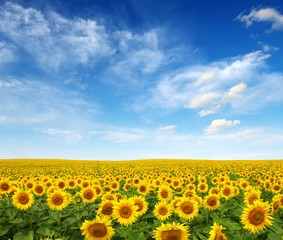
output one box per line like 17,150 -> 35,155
241,230 -> 246,240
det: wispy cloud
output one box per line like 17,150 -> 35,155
204,119 -> 240,135
157,125 -> 177,131
237,7 -> 283,31
42,128 -> 82,142
0,2 -> 113,70
0,41 -> 16,66
103,130 -> 145,143
236,128 -> 260,137
137,50 -> 283,116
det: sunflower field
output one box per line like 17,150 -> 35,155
0,159 -> 282,240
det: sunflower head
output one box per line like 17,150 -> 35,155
154,202 -> 172,221
81,216 -> 115,240
153,222 -> 189,240
204,194 -> 220,211
12,190 -> 34,210
113,199 -> 139,226
98,200 -> 114,218
177,197 -> 199,220
241,200 -> 273,234
208,222 -> 227,240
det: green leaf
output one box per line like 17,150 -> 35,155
13,231 -> 34,240
10,218 -> 24,224
130,230 -> 146,240
116,227 -> 129,238
0,225 -> 10,236
267,232 -> 282,240
36,226 -> 55,237
49,211 -> 59,220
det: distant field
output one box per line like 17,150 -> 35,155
0,159 -> 282,240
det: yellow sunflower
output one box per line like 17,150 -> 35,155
197,183 -> 208,193
204,194 -> 220,211
177,197 -> 199,220
220,185 -> 233,200
208,222 -> 227,240
33,183 -> 45,197
81,187 -> 97,203
244,188 -> 261,206
12,189 -> 34,210
153,222 -> 189,240
81,216 -> 115,240
241,200 -> 273,234
137,182 -> 150,196
131,196 -> 148,217
0,180 -> 11,193
47,190 -> 69,211
97,200 -> 114,219
171,197 -> 182,213
158,185 -> 173,202
154,202 -> 172,221
112,199 -> 139,226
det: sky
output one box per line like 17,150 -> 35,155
0,0 -> 283,160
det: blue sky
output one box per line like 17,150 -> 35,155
1,0 -> 283,160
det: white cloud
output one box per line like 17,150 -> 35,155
198,105 -> 221,117
157,125 -> 177,131
104,131 -> 145,143
204,119 -> 240,135
0,2 -> 113,70
237,7 -> 283,31
193,71 -> 216,87
237,129 -> 260,137
222,82 -> 247,103
0,41 -> 16,66
43,128 -> 82,142
138,50 -> 283,116
185,92 -> 220,109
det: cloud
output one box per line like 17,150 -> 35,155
198,105 -> 221,117
0,2 -> 113,70
157,125 -> 177,131
0,41 -> 16,66
193,71 -> 216,87
237,129 -> 260,137
222,82 -> 247,103
43,128 -> 82,142
0,77 -> 97,126
204,119 -> 240,135
237,7 -> 283,31
137,50 -> 283,116
104,131 -> 145,143
185,92 -> 220,109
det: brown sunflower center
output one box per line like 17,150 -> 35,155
135,201 -> 143,211
140,186 -> 146,192
173,200 -> 181,209
69,181 -> 75,187
181,202 -> 194,214
84,190 -> 94,199
95,187 -> 101,195
102,203 -> 113,215
223,188 -> 230,196
207,197 -> 217,206
159,207 -> 168,215
274,186 -> 279,191
58,182 -> 65,188
52,194 -> 64,205
27,183 -> 33,189
18,193 -> 29,204
161,190 -> 169,198
89,223 -> 107,237
35,186 -> 43,193
248,195 -> 258,205
248,208 -> 265,225
161,229 -> 182,240
1,183 -> 9,191
120,206 -> 132,218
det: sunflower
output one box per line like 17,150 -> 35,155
33,183 -> 45,197
153,222 -> 189,240
67,180 -> 76,189
244,188 -> 261,206
110,181 -> 120,192
81,187 -> 97,203
12,189 -> 34,210
271,195 -> 281,214
131,196 -> 148,217
241,200 -> 273,234
25,181 -> 34,190
220,185 -> 233,200
154,202 -> 172,221
272,183 -> 281,193
47,190 -> 69,211
204,194 -> 220,211
97,200 -> 114,219
177,197 -> 199,220
209,187 -> 220,195
137,182 -> 150,196
94,185 -> 103,197
81,216 -> 115,240
0,180 -> 11,193
208,222 -> 227,240
158,185 -> 173,202
197,183 -> 208,193
191,195 -> 203,207
113,199 -> 139,226
102,193 -> 116,202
